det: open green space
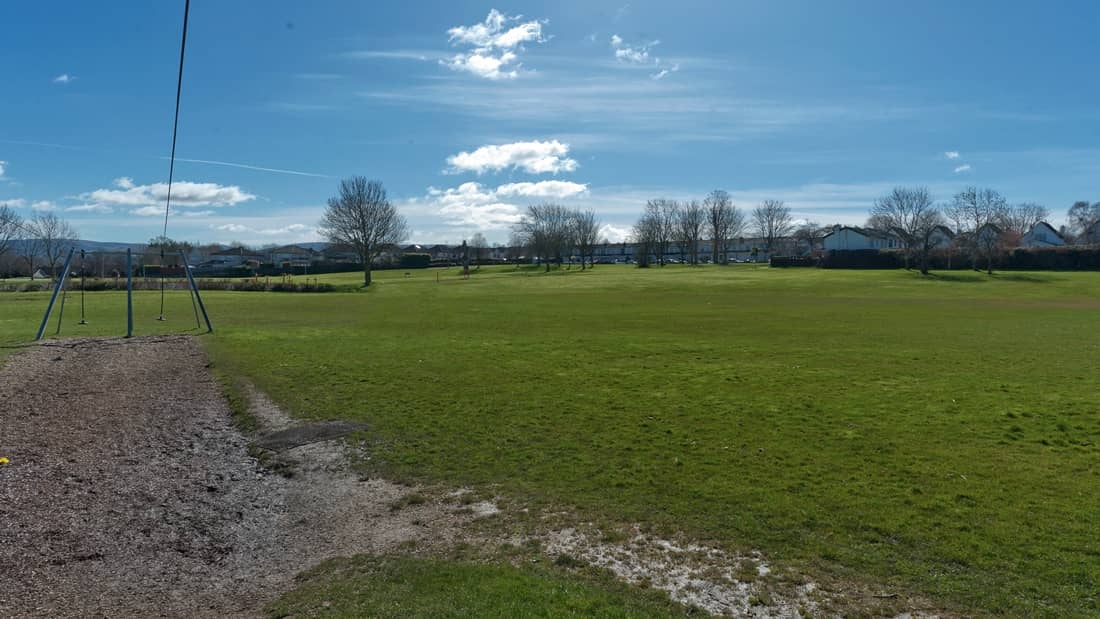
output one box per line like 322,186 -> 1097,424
4,265 -> 1099,616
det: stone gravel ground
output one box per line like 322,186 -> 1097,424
0,336 -> 472,618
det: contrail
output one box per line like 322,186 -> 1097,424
167,157 -> 335,178
1,138 -> 333,179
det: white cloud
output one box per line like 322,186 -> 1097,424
0,198 -> 25,208
496,180 -> 588,198
31,200 -> 56,211
53,73 -> 74,84
446,140 -> 578,175
65,204 -> 113,214
80,177 -> 256,213
954,164 -> 972,173
651,63 -> 680,80
611,34 -> 659,64
213,222 -> 317,237
0,160 -> 6,178
945,151 -> 960,160
444,9 -> 548,80
600,223 -> 632,243
424,179 -> 588,230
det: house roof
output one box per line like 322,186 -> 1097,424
1025,221 -> 1065,241
821,226 -> 895,240
270,244 -> 315,255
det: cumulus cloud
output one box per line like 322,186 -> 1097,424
600,223 -> 631,243
954,164 -> 972,173
496,180 -> 587,198
79,177 -> 256,215
0,198 -> 25,208
53,74 -> 74,84
426,180 -> 588,229
443,9 -> 548,80
30,200 -> 56,211
944,151 -> 960,160
446,140 -> 578,175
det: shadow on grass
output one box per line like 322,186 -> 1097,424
924,271 -> 1053,284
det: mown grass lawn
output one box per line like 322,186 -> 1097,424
4,265 -> 1099,616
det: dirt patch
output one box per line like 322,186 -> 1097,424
0,336 -> 479,618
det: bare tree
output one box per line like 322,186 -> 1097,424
632,209 -> 660,268
570,209 -> 601,270
792,221 -> 822,257
27,213 -> 78,278
1066,201 -> 1100,244
0,205 -> 23,266
951,187 -> 1008,273
869,187 -> 945,274
705,190 -> 743,264
643,199 -> 678,266
753,200 -> 793,256
998,202 -> 1050,245
676,200 -> 706,265
513,203 -> 571,272
469,232 -> 488,268
319,177 -> 408,286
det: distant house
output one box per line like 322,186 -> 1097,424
269,244 -> 319,265
321,243 -> 360,263
822,226 -> 900,251
1021,222 -> 1066,248
207,246 -> 264,267
928,225 -> 956,249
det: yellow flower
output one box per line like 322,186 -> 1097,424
0,457 -> 9,465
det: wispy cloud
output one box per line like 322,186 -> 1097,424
446,140 -> 578,175
294,73 -> 343,80
443,9 -> 548,80
170,157 -> 334,178
65,204 -> 113,214
52,73 -> 74,84
342,50 -> 431,62
0,160 -> 6,179
945,151 -> 960,160
611,34 -> 658,64
651,63 -> 680,80
30,200 -> 56,211
0,198 -> 26,208
954,164 -> 972,173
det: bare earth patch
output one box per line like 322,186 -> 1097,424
0,335 -> 944,618
0,336 -> 476,618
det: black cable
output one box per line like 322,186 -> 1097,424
159,0 -> 190,320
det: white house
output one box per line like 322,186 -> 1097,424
822,227 -> 900,251
1021,222 -> 1066,248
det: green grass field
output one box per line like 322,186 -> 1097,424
3,265 -> 1099,616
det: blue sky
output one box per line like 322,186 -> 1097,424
2,1 -> 1099,246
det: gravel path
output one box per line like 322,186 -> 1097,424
0,336 -> 471,618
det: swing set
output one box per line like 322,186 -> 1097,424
35,0 -> 206,341
35,247 -> 213,341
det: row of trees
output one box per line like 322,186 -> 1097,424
0,208 -> 79,278
509,204 -> 602,272
869,186 -> 1054,275
630,191 -> 797,267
